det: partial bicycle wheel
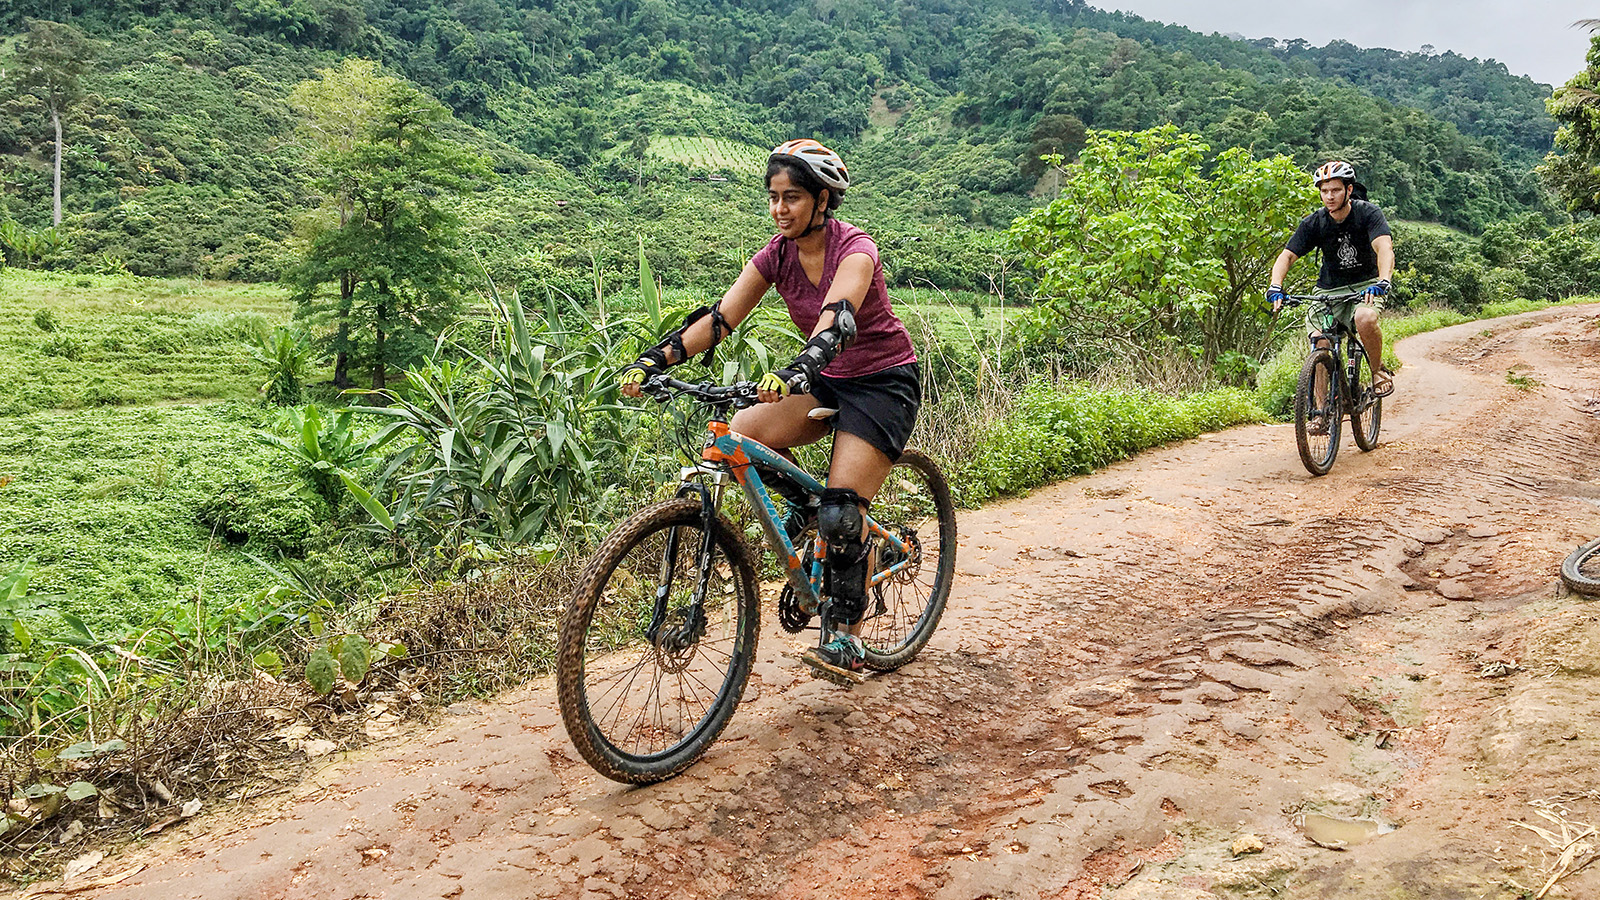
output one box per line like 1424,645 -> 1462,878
1563,537 -> 1600,597
1348,341 -> 1382,452
556,498 -> 760,784
1294,348 -> 1342,476
859,449 -> 957,671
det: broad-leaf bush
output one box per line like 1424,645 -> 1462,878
1008,126 -> 1317,385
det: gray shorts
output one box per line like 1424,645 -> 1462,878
1306,279 -> 1383,336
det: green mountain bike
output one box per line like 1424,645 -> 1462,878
556,375 -> 957,784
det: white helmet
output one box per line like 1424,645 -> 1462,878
769,139 -> 850,192
1313,160 -> 1356,187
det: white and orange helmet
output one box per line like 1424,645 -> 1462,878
769,139 -> 850,191
1313,160 -> 1356,186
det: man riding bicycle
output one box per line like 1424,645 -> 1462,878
619,139 -> 920,684
1267,161 -> 1396,417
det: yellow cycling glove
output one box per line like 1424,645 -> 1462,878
758,370 -> 793,396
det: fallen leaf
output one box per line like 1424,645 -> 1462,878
141,815 -> 181,836
22,863 -> 145,896
57,820 -> 84,844
62,851 -> 102,881
180,799 -> 202,818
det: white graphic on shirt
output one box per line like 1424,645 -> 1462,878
1335,232 -> 1358,270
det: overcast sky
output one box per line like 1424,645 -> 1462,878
1099,1 -> 1595,87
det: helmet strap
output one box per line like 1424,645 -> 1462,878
797,189 -> 829,239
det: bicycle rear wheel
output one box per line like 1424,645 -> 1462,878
1349,342 -> 1382,452
859,449 -> 957,671
1563,537 -> 1600,597
1294,349 -> 1342,476
557,498 -> 760,783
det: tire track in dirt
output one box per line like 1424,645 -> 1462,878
29,303 -> 1600,900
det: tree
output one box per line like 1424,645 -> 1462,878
289,62 -> 491,390
1540,23 -> 1600,214
1008,125 -> 1318,383
10,20 -> 94,226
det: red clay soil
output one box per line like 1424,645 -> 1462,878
18,303 -> 1600,900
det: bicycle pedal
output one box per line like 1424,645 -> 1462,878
790,651 -> 868,686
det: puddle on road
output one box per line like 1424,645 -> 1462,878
1296,813 -> 1396,849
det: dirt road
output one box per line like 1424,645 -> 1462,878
36,304 -> 1600,899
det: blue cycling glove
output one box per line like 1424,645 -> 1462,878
1364,279 -> 1390,300
1265,285 -> 1286,307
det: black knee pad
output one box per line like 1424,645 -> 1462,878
818,487 -> 865,547
819,488 -> 870,623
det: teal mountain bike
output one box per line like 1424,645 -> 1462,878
556,375 -> 957,783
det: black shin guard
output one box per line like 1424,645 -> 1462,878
819,487 -> 870,625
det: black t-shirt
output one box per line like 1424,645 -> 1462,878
1285,200 -> 1392,289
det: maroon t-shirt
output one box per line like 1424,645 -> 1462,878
751,218 -> 917,378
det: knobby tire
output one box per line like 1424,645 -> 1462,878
859,450 -> 957,671
1295,349 -> 1342,476
1349,345 -> 1382,452
557,498 -> 760,784
1563,537 -> 1600,597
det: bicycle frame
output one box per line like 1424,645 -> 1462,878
1298,292 -> 1377,416
695,418 -> 915,616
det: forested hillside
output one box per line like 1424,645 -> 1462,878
0,0 -> 1565,292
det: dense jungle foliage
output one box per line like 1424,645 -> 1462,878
0,0 -> 1568,295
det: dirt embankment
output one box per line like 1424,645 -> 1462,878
19,304 -> 1600,900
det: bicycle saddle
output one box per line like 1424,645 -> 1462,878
808,407 -> 839,420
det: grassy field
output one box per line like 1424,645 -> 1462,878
0,270 -> 291,415
0,402 -> 287,632
599,134 -> 768,174
0,270 -> 300,632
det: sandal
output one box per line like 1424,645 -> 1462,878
1306,414 -> 1329,436
1373,368 -> 1395,398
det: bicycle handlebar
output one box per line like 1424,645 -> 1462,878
1278,289 -> 1370,307
638,374 -> 761,409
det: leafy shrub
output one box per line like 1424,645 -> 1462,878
32,309 -> 58,332
256,405 -> 383,507
250,325 -> 312,406
194,480 -> 319,553
359,291 -> 633,545
79,377 -> 132,407
949,382 -> 1268,506
40,335 -> 81,360
1253,343 -> 1304,420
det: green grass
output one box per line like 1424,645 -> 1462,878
0,270 -> 294,415
0,271 -> 310,633
947,383 -> 1269,506
0,402 -> 290,634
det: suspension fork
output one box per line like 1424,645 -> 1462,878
643,476 -> 723,645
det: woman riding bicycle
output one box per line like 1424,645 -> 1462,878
620,139 -> 921,683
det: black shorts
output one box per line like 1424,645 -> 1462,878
810,363 -> 921,462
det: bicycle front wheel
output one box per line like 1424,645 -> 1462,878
557,498 -> 760,784
1294,349 -> 1342,476
1349,346 -> 1382,452
860,449 -> 957,671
